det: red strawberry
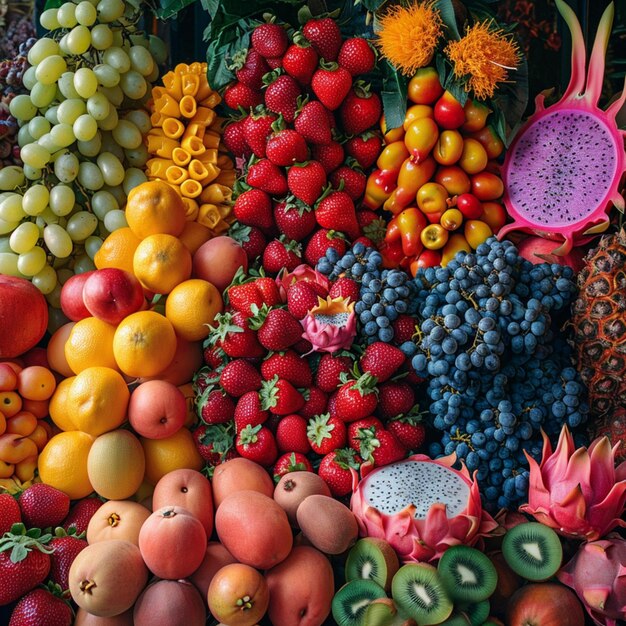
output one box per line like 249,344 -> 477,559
303,17 -> 342,61
261,350 -> 312,387
299,386 -> 329,419
287,161 -> 327,206
220,359 -> 262,397
194,422 -> 236,464
229,223 -> 267,263
234,391 -> 268,431
282,37 -> 319,86
254,276 -> 282,307
275,414 -> 311,453
273,452 -> 313,480
387,415 -> 426,450
338,37 -> 376,76
233,189 -> 274,233
262,238 -> 302,274
242,107 -> 277,157
228,282 -> 264,316
249,305 -> 303,351
307,413 -> 347,455
329,165 -> 366,201
327,390 -> 339,420
393,315 -> 418,345
287,281 -> 319,319
274,199 -> 317,242
315,191 -> 360,240
209,310 -> 265,358
234,48 -> 270,90
311,63 -> 352,111
304,229 -> 347,266
62,497 -> 102,536
48,534 -> 88,590
222,119 -> 250,158
260,376 -> 305,415
236,424 -> 277,466
266,128 -> 309,166
335,372 -> 379,421
360,342 -> 406,382
295,100 -> 332,145
348,416 -> 384,451
340,85 -> 382,136
377,380 -> 415,420
359,426 -> 407,466
0,493 -> 21,535
345,132 -> 383,169
224,81 -> 263,110
264,74 -> 302,123
315,353 -> 353,392
318,448 -> 362,496
198,387 -> 236,424
202,345 -> 226,370
293,337 -> 313,354
312,141 -> 344,174
247,158 -> 289,196
266,56 -> 283,69
9,588 -> 73,626
18,483 -> 70,530
329,277 -> 359,302
252,23 -> 289,58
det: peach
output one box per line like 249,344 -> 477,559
128,380 -> 186,440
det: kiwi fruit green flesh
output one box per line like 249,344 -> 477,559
331,579 -> 388,626
437,545 -> 498,604
458,600 -> 490,625
345,538 -> 400,592
501,522 -> 562,581
391,563 -> 453,626
438,614 -> 472,625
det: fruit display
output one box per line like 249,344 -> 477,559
1,0 -> 626,625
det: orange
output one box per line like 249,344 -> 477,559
133,233 -> 192,295
113,311 -> 177,378
165,279 -> 223,341
141,427 -> 203,484
94,227 -> 142,275
65,317 -> 118,374
46,322 -> 75,378
49,377 -> 77,432
38,430 -> 95,499
179,221 -> 212,255
125,180 -> 187,239
67,366 -> 130,437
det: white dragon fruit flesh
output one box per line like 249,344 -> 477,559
300,295 -> 356,353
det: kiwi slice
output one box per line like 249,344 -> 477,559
458,600 -> 490,625
501,522 -> 562,581
391,563 -> 453,626
438,545 -> 498,603
346,538 -> 400,591
332,579 -> 388,626
439,614 -> 472,625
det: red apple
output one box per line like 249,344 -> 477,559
192,236 -> 248,292
0,276 -> 48,359
82,268 -> 145,325
127,380 -> 187,439
507,583 -> 585,626
60,271 -> 95,322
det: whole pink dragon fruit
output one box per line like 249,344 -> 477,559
350,453 -> 498,563
300,295 -> 356,354
558,536 -> 626,626
519,425 -> 626,541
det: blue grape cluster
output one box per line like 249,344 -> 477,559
411,237 -> 590,510
316,241 -> 382,282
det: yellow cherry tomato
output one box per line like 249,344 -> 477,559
404,117 -> 439,162
433,130 -> 464,166
459,138 -> 489,175
440,208 -> 464,231
403,104 -> 434,131
464,219 -> 493,249
417,182 -> 449,214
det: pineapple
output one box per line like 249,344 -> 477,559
571,229 -> 626,460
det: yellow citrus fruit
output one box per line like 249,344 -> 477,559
48,376 -> 77,432
65,317 -> 119,374
67,366 -> 130,436
141,427 -> 203,484
125,180 -> 187,239
113,311 -> 177,378
165,278 -> 223,341
132,233 -> 192,294
179,221 -> 212,255
87,430 -> 146,500
38,431 -> 95,499
94,227 -> 142,275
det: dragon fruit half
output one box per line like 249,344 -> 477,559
519,425 -> 626,541
300,295 -> 356,353
558,536 -> 626,626
499,0 -> 626,255
350,453 -> 498,563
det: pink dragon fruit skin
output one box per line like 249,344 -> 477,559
519,425 -> 626,541
350,453 -> 498,563
499,0 -> 626,256
300,296 -> 357,353
558,536 -> 626,626
275,264 -> 331,301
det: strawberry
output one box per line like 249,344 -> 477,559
247,158 -> 289,196
234,391 -> 268,431
392,314 -> 418,345
223,81 -> 263,110
194,422 -> 236,464
266,128 -> 309,166
0,493 -> 21,535
311,63 -> 352,111
202,345 -> 226,371
249,305 -> 303,351
275,414 -> 311,453
234,48 -> 270,90
229,223 -> 267,263
315,353 -> 354,393
377,380 -> 415,420
304,229 -> 347,266
228,282 -> 264,316
254,276 -> 282,307
233,189 -> 274,233
274,199 -> 317,242
329,277 -> 359,302
335,372 -> 379,421
273,452 -> 313,480
264,74 -> 302,123
358,426 -> 407,466
294,100 -> 332,146
329,165 -> 366,201
348,416 -> 384,451
338,37 -> 376,76
282,37 -> 319,86
307,413 -> 347,455
266,56 -> 283,69
327,390 -> 339,420
220,359 -> 262,397
345,132 -> 383,169
287,281 -> 319,319
209,310 -> 265,358
251,23 -> 289,58
62,497 -> 102,536
9,587 -> 73,626
318,448 -> 362,497
242,107 -> 277,158
387,415 -> 426,450
315,191 -> 361,240
48,533 -> 88,591
287,161 -> 327,206
360,342 -> 406,382
222,119 -> 250,158
262,238 -> 302,274
340,84 -> 382,136
261,350 -> 313,387
303,17 -> 342,61
260,376 -> 305,415
299,386 -> 329,419
311,141 -> 344,174
236,424 -> 278,466
198,387 -> 236,424
18,483 -> 70,530
358,212 -> 387,246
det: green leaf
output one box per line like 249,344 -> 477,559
11,544 -> 28,564
381,60 -> 408,130
444,76 -> 469,107
491,54 -> 529,146
434,0 -> 461,40
155,0 -> 197,20
360,0 -> 386,11
43,0 -> 63,9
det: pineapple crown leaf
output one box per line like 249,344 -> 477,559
259,375 -> 280,410
0,524 -> 54,563
239,423 -> 262,444
248,302 -> 271,330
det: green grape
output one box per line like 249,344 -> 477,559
39,8 -> 61,30
17,126 -> 35,147
129,33 -> 149,48
0,166 -> 25,191
66,25 -> 92,55
67,211 -> 98,241
50,123 -> 76,148
30,82 -> 57,109
22,185 -> 50,217
97,84 -> 123,106
49,185 -> 76,217
77,132 -> 102,158
111,30 -> 124,48
146,63 -> 159,84
54,151 -> 80,183
97,152 -> 125,186
44,105 -> 60,125
103,208 -> 128,232
57,268 -> 74,285
112,119 -> 142,150
93,64 -> 120,88
56,2 -> 78,28
102,184 -> 126,207
90,24 -> 113,50
149,35 -> 167,65
96,106 -> 118,132
75,0 -> 97,25
18,245 -> 47,276
73,253 -> 96,274
85,235 -> 103,259
28,38 -> 60,66
32,265 -> 57,294
57,99 -> 87,126
119,70 -> 147,100
35,56 -> 67,86
20,143 -> 51,169
23,165 -> 42,182
129,46 -> 154,77
102,47 -> 130,74
78,161 -> 104,190
37,133 -> 63,155
122,168 -> 147,195
58,33 -> 70,56
73,114 -> 98,142
28,117 -> 52,141
96,0 -> 124,22
44,224 -> 73,258
86,92 -> 110,121
58,72 -> 81,99
10,222 -> 40,254
0,237 -> 11,253
123,109 -> 151,135
0,218 -> 20,236
125,144 -> 149,167
74,67 -> 98,99
39,207 -> 61,225
0,194 -> 25,221
100,131 -> 124,161
0,252 -> 21,276
10,95 -> 37,122
22,66 -> 37,91
91,193 -> 116,220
